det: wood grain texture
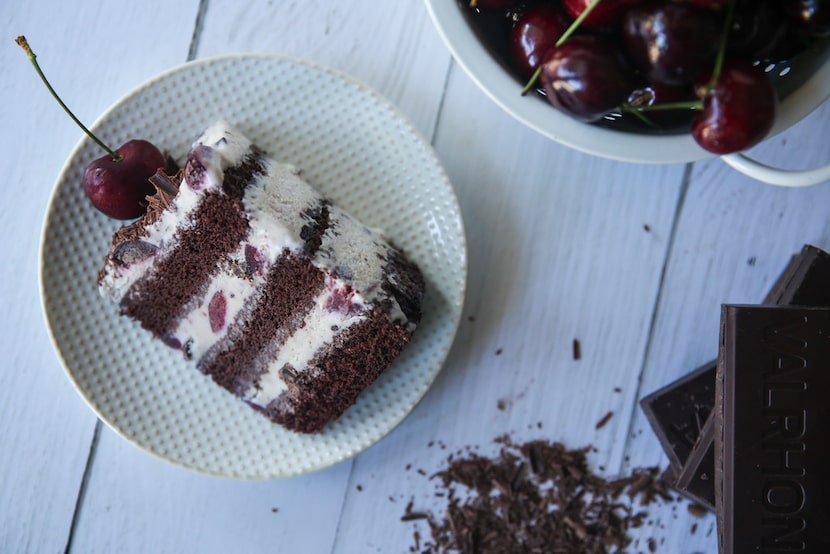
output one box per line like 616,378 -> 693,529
1,1 -> 200,553
3,0 -> 829,553
196,0 -> 451,140
68,426 -> 353,553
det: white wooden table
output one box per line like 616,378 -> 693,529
3,2 -> 829,553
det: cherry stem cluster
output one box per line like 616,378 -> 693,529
703,0 -> 738,94
15,35 -> 122,161
521,0 -> 604,95
629,0 -> 737,116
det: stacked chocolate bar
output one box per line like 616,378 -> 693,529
640,244 -> 830,553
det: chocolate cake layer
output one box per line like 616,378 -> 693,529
264,308 -> 410,433
119,191 -> 249,337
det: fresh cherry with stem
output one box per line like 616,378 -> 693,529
521,0 -> 605,94
691,61 -> 777,154
625,0 -> 778,153
538,35 -> 634,122
510,3 -> 572,80
16,35 -> 165,220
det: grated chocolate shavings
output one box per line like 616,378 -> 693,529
595,411 -> 614,430
686,503 -> 707,518
110,169 -> 182,246
403,436 -> 673,553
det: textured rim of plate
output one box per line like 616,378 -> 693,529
38,53 -> 467,479
424,0 -> 830,164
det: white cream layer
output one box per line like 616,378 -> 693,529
246,285 -> 367,406
169,247 -> 259,361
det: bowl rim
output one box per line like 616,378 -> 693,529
425,0 -> 830,164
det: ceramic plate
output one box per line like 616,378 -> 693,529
39,54 -> 467,479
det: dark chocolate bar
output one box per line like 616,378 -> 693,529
639,360 -> 716,472
762,245 -> 830,306
673,413 -> 715,511
716,305 -> 830,554
640,245 -> 830,510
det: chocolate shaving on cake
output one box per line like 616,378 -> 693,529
97,170 -> 183,286
149,169 -> 180,196
110,169 -> 182,246
404,436 -> 673,554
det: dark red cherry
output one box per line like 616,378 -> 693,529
623,3 -> 720,86
691,62 -> 778,154
509,3 -> 572,79
82,140 -> 166,219
539,35 -> 634,122
561,0 -> 640,29
208,291 -> 227,333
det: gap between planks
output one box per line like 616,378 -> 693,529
616,162 -> 694,475
63,3 -> 210,552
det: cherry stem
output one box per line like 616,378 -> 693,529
703,0 -> 738,93
625,107 -> 659,129
522,0 -> 602,96
626,100 -> 704,112
15,35 -> 122,162
521,0 -> 603,95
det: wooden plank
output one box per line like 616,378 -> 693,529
0,1 -> 201,553
624,99 -> 830,553
67,426 -> 352,553
196,0 -> 451,139
333,46 -> 689,551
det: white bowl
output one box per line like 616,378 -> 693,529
425,0 -> 830,185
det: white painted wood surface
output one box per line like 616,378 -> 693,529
2,1 -> 828,553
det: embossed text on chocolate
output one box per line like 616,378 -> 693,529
760,317 -> 809,551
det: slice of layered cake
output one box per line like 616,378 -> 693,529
98,121 -> 425,433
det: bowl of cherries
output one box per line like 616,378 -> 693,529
424,0 -> 830,186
